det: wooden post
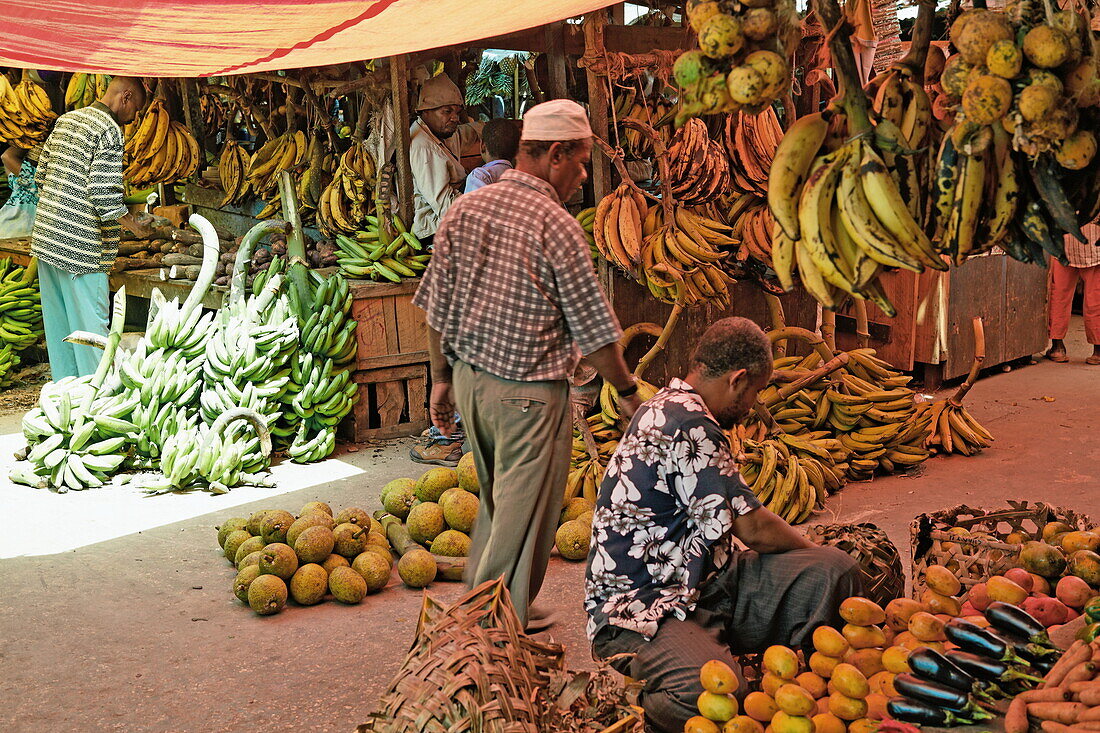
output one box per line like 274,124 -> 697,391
390,54 -> 415,229
583,11 -> 615,298
543,21 -> 568,100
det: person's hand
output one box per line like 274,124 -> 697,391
429,381 -> 457,437
619,392 -> 644,420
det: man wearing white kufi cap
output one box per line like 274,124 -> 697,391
408,73 -> 482,245
413,99 -> 640,629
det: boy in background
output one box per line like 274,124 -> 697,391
464,119 -> 520,193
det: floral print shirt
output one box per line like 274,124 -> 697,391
584,378 -> 761,641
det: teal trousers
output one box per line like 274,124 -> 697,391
38,260 -> 108,380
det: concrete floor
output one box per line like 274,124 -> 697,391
1,319 -> 1097,732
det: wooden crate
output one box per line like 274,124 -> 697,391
348,279 -> 428,370
340,363 -> 430,442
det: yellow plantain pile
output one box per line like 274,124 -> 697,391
242,130 -> 308,214
918,399 -> 994,456
64,73 -> 110,110
318,141 -> 376,235
638,202 -> 737,307
768,111 -> 947,316
123,99 -> 201,187
737,432 -> 848,524
667,118 -> 730,206
217,141 -> 253,207
0,77 -> 56,149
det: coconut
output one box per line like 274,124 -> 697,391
1023,25 -> 1073,69
956,11 -> 1014,66
1056,130 -> 1098,169
674,50 -> 711,89
727,66 -> 767,105
986,40 -> 1022,79
940,55 -> 974,99
686,0 -> 722,32
1018,83 -> 1060,122
962,75 -> 1013,124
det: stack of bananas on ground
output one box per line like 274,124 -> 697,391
0,258 -> 45,363
574,206 -> 599,262
667,119 -> 730,206
638,201 -> 737,307
724,107 -> 782,198
737,433 -> 848,524
123,99 -> 202,187
566,415 -> 620,506
918,399 -> 994,456
64,73 -> 110,110
156,408 -> 273,494
217,141 -> 253,207
768,112 -> 947,315
243,130 -> 308,214
593,183 -> 648,274
317,141 -> 376,234
334,215 -> 428,282
0,76 -> 56,149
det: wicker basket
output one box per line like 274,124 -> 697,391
805,523 -> 905,607
909,501 -> 1096,599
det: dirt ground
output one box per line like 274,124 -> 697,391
0,319 -> 1097,732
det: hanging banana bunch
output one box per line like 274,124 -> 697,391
218,140 -> 253,207
64,73 -> 111,110
0,76 -> 56,149
124,99 -> 202,187
317,140 -> 376,235
246,129 -> 308,216
666,118 -> 730,206
724,108 -> 782,199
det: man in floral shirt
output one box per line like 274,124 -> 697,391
585,318 -> 862,733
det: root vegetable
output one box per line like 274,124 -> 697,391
1009,689 -> 1073,733
1065,663 -> 1099,687
1048,642 -> 1092,687
1029,702 -> 1088,724
1080,688 -> 1100,706
1081,708 -> 1100,721
1041,723 -> 1097,733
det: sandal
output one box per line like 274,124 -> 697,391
1045,349 -> 1069,363
1086,355 -> 1100,366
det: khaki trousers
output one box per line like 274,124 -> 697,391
452,360 -> 571,625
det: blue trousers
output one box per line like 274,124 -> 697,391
38,259 -> 108,380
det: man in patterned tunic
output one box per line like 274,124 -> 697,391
31,76 -> 145,379
585,318 -> 862,732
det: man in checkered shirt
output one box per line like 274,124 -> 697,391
413,100 -> 641,629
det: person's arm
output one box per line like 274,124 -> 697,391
464,167 -> 489,194
732,506 -> 816,554
410,142 -> 460,221
88,131 -> 127,223
2,146 -> 25,177
411,225 -> 456,435
585,343 -> 642,417
425,325 -> 456,436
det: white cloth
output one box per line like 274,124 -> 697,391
408,118 -> 481,239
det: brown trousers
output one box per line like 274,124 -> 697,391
453,360 -> 572,625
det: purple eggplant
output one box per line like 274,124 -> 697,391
985,602 -> 1055,648
887,697 -> 990,726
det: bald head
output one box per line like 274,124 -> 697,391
100,77 -> 146,124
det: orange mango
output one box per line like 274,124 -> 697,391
880,646 -> 911,674
830,663 -> 870,698
812,625 -> 850,657
701,659 -> 740,695
795,672 -> 828,699
843,648 -> 886,678
908,611 -> 947,642
771,711 -> 814,733
774,684 -> 816,717
922,589 -> 963,617
842,623 -> 886,649
812,713 -> 847,733
924,564 -> 962,596
840,597 -> 887,626
828,692 -> 868,721
763,645 -> 800,680
884,598 -> 926,631
743,692 -> 779,723
723,716 -> 765,733
809,652 -> 841,678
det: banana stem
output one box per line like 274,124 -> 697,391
592,135 -> 660,203
633,302 -> 683,379
574,413 -> 602,462
812,0 -> 874,135
774,352 -> 851,402
182,214 -> 223,315
80,287 -> 127,416
950,316 -> 985,406
820,310 -> 837,352
753,398 -> 784,437
619,118 -> 675,219
854,299 -> 871,350
278,170 -> 313,319
618,321 -> 664,350
900,0 -> 937,76
767,326 -> 835,363
229,220 -> 289,307
206,407 -> 272,460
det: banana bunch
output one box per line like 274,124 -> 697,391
145,289 -> 217,359
769,115 -> 948,315
593,183 -> 648,274
738,433 -> 848,524
0,76 -> 56,149
612,92 -> 672,159
129,400 -> 200,463
156,408 -> 272,494
575,206 -> 599,263
244,130 -> 308,209
317,141 -> 376,234
667,119 -> 730,206
726,193 -> 775,268
869,64 -> 935,225
0,258 -> 44,355
217,141 -> 253,207
724,108 -> 782,198
293,135 -> 336,221
638,203 -> 737,307
118,342 -> 205,420
919,399 -> 994,456
64,73 -> 110,110
286,423 -> 337,464
124,99 -> 202,187
564,452 -> 607,505
334,215 -> 428,282
599,378 -> 659,426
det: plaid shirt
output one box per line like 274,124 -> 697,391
413,169 -> 622,382
1066,219 -> 1100,268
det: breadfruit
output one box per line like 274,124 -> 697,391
986,40 -> 1022,79
289,564 -> 328,605
560,497 -> 595,525
955,11 -> 1014,65
234,565 -> 262,604
556,520 -> 590,561
407,502 -> 446,544
443,491 -> 479,534
321,553 -> 350,573
223,529 -> 253,563
577,510 -> 595,527
299,501 -> 332,517
1024,25 -> 1072,69
415,467 -> 459,503
352,551 -> 391,592
286,513 -> 335,547
217,517 -> 248,548
328,565 -> 368,604
294,526 -> 336,564
259,543 -> 299,580
247,574 -> 287,615
259,510 -> 295,544
333,523 -> 368,558
365,530 -> 389,549
381,478 -> 416,505
246,510 -> 272,536
234,535 -> 267,567
457,452 -> 479,494
698,13 -> 744,59
674,50 -> 711,89
962,74 -> 1013,123
334,507 -> 371,527
238,551 -> 263,570
430,529 -> 471,557
382,482 -> 417,520
398,548 -> 437,588
365,545 -> 394,566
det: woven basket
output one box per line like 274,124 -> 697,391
805,523 -> 905,607
909,501 -> 1096,599
359,579 -> 565,733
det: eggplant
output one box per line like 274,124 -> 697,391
945,650 -> 1046,687
894,673 -> 982,714
908,647 -> 998,702
887,697 -> 988,727
985,602 -> 1054,647
944,618 -> 1030,666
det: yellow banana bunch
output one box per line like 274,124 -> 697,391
123,99 -> 201,187
593,183 -> 647,274
613,93 -> 672,158
599,378 -> 658,426
575,206 -> 599,263
317,141 -> 376,235
724,107 -> 783,198
667,118 -> 730,206
217,141 -> 252,207
726,193 -> 775,269
294,135 -> 335,220
870,66 -> 935,225
0,77 -> 56,149
564,456 -> 605,505
64,73 -> 110,110
738,434 -> 846,525
918,400 -> 994,456
638,203 -> 737,308
244,129 -> 308,205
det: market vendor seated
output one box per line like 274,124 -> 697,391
585,317 -> 862,733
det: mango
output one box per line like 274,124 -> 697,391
843,648 -> 886,678
1068,549 -> 1100,586
869,670 -> 898,696
702,659 -> 740,695
892,631 -> 920,650
961,614 -> 991,628
775,684 -> 816,716
925,565 -> 962,596
686,717 -> 721,733
840,597 -> 886,626
1004,567 -> 1034,591
865,693 -> 889,721
743,691 -> 779,722
809,652 -> 841,678
828,692 -> 868,721
795,672 -> 828,699
762,672 -> 785,697
771,711 -> 813,733
829,663 -> 870,698
1020,595 -> 1072,626
880,646 -> 911,674
922,589 -> 962,616
1062,531 -> 1100,554
885,598 -> 926,631
813,625 -> 850,657
908,611 -> 947,642
763,645 -> 800,680
842,623 -> 886,649
849,718 -> 882,733
812,713 -> 846,733
1056,575 -> 1095,608
1043,521 -> 1075,543
1020,541 -> 1068,579
723,716 -> 765,733
968,582 -> 991,611
987,575 -> 1029,605
699,691 -> 739,722
1030,573 -> 1052,595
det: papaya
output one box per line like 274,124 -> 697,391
1060,531 -> 1100,554
987,575 -> 1029,605
1068,549 -> 1100,586
830,663 -> 870,698
885,598 -> 926,631
840,597 -> 886,626
1019,541 -> 1068,578
922,589 -> 963,616
880,646 -> 911,674
1042,521 -> 1074,543
924,565 -> 962,596
813,625 -> 850,657
843,623 -> 887,649
908,611 -> 947,642
828,693 -> 868,721
809,652 -> 842,678
763,645 -> 800,680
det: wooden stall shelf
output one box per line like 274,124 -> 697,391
340,362 -> 430,442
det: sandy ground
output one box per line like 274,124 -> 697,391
0,319 -> 1097,732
